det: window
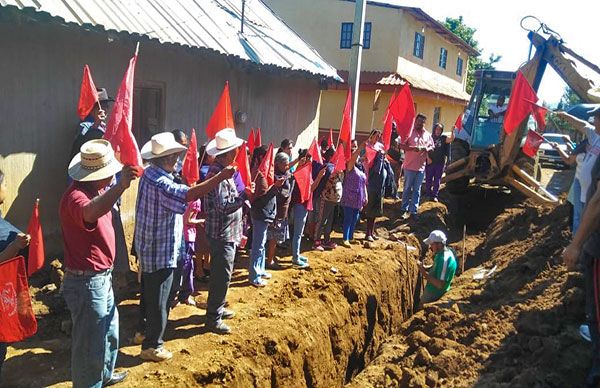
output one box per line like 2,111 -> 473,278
133,84 -> 165,146
340,22 -> 353,49
413,32 -> 425,59
340,22 -> 372,49
439,48 -> 448,69
433,107 -> 441,124
456,57 -> 464,76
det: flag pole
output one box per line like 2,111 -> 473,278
348,0 -> 367,140
461,224 -> 467,274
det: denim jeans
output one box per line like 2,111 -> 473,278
292,204 -> 309,261
572,178 -> 585,234
425,163 -> 444,198
314,200 -> 337,242
206,237 -> 237,326
342,207 -> 361,241
62,271 -> 119,388
401,169 -> 425,214
142,268 -> 174,350
249,219 -> 269,283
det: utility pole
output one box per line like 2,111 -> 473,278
241,0 -> 246,34
348,0 -> 367,138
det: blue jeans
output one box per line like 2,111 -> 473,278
572,178 -> 585,234
142,268 -> 174,350
249,219 -> 269,283
63,271 -> 118,388
206,237 -> 237,326
401,169 -> 425,214
292,204 -> 309,261
342,207 -> 361,241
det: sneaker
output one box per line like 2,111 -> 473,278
206,321 -> 231,335
433,197 -> 439,202
312,241 -> 325,251
132,332 -> 145,345
297,255 -> 308,263
251,279 -> 268,288
372,235 -> 380,241
181,296 -> 197,307
580,324 -> 592,342
104,371 -> 129,386
293,260 -> 310,269
341,240 -> 352,248
222,309 -> 236,320
140,347 -> 173,362
402,211 -> 410,220
322,241 -> 337,249
366,235 -> 374,242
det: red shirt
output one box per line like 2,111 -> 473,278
59,183 -> 115,271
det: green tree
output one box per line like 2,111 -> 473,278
442,16 -> 501,94
557,86 -> 581,110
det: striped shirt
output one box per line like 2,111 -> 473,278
134,165 -> 189,273
204,162 -> 245,243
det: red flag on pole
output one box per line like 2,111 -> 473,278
327,128 -> 334,148
234,143 -> 251,187
77,65 -> 99,120
182,129 -> 200,185
523,98 -> 548,131
391,83 -> 416,142
331,144 -> 347,174
454,112 -> 464,132
308,137 -> 323,164
254,128 -> 262,148
104,45 -> 143,171
504,71 -> 539,135
257,143 -> 274,186
364,145 -> 378,172
26,199 -> 45,276
293,162 -> 313,203
0,256 -> 37,342
522,129 -> 545,158
247,128 -> 256,156
382,89 -> 398,150
338,89 -> 352,159
205,81 -> 235,140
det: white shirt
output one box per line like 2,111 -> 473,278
577,124 -> 600,203
489,104 -> 507,123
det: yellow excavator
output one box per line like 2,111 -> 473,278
444,18 -> 600,204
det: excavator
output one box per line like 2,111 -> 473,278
444,17 -> 600,204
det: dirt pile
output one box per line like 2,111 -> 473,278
350,199 -> 590,387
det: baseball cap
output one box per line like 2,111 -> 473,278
423,230 -> 447,245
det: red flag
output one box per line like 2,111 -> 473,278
257,143 -> 274,186
454,112 -> 464,132
308,137 -> 323,164
522,129 -> 545,158
338,89 -> 352,159
254,127 -> 262,148
26,200 -> 45,276
328,128 -> 334,148
182,129 -> 200,185
234,143 -> 251,187
391,83 -> 416,142
331,144 -> 347,174
205,81 -> 235,140
293,162 -> 313,203
523,98 -> 548,131
247,128 -> 256,156
382,90 -> 398,151
0,256 -> 37,342
364,145 -> 378,172
77,65 -> 99,120
504,71 -> 539,135
104,48 -> 143,171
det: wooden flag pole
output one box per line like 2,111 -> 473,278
461,224 -> 467,274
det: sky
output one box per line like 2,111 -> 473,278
383,0 -> 600,105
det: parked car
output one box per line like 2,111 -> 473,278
538,133 -> 572,168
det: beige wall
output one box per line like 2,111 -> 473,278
0,20 -> 322,255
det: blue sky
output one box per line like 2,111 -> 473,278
382,0 -> 600,105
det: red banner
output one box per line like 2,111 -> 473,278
293,162 -> 313,203
0,256 -> 37,342
27,200 -> 45,276
308,137 -> 323,165
77,65 -> 98,120
182,129 -> 200,185
522,129 -> 545,158
205,81 -> 235,140
257,143 -> 274,186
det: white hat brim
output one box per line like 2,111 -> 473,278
206,138 -> 244,156
140,139 -> 187,160
68,153 -> 123,182
588,87 -> 600,103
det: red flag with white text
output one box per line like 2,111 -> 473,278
0,256 -> 37,342
522,129 -> 545,158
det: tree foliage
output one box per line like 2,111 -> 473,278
557,86 -> 581,110
442,16 -> 501,94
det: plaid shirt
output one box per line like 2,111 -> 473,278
135,165 -> 190,273
204,162 -> 245,243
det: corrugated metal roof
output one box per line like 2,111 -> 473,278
0,0 -> 341,81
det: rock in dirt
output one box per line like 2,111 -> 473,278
414,347 -> 432,366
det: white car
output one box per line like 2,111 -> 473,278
538,133 -> 572,168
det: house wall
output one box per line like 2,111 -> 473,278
0,20 -> 322,255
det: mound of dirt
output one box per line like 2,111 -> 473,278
350,199 -> 590,387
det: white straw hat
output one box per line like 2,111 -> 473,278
68,139 -> 123,182
141,132 -> 187,160
206,128 -> 244,156
588,86 -> 600,103
423,230 -> 447,245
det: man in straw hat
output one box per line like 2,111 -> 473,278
60,139 -> 137,387
204,128 -> 252,334
418,230 -> 457,308
135,132 -> 235,361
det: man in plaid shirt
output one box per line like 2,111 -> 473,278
135,132 -> 234,362
204,128 -> 251,334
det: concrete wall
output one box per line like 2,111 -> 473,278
0,19 -> 322,255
